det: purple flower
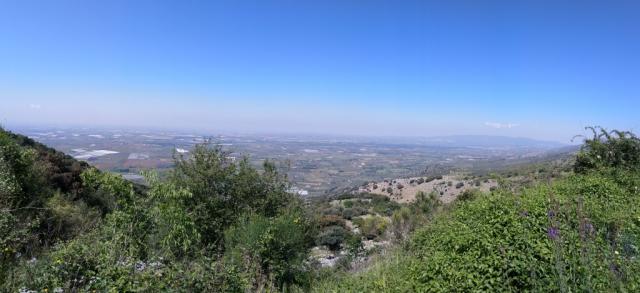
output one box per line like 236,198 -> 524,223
547,210 -> 556,219
547,227 -> 560,240
583,222 -> 595,235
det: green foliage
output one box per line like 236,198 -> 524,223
224,210 -> 313,290
310,250 -> 416,292
315,170 -> 640,291
371,194 -> 400,216
414,191 -> 441,214
390,192 -> 440,242
1,134 -> 312,292
575,126 -> 640,173
457,188 -> 481,201
81,167 -> 135,209
357,216 -> 389,240
45,192 -> 101,240
341,207 -> 367,220
146,171 -> 200,258
170,142 -> 294,247
0,128 -> 101,280
316,225 -> 348,251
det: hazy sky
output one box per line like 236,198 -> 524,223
1,0 -> 639,142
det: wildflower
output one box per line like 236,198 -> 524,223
547,227 -> 560,240
135,261 -> 146,272
547,210 -> 555,218
584,223 -> 595,235
614,250 -> 619,255
519,210 -> 529,217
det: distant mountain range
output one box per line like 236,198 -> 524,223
416,135 -> 570,149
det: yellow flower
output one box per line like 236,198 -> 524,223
615,250 -> 619,255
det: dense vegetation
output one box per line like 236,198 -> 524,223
310,128 -> 640,292
2,126 -> 639,292
1,129 -> 313,292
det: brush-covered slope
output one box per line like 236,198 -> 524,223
313,128 -> 640,292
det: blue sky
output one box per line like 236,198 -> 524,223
1,0 -> 639,142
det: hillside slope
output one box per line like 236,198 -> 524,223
312,128 -> 640,292
313,170 -> 640,291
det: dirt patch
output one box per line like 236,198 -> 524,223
358,175 -> 497,204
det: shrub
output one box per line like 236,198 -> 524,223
359,216 -> 389,240
224,210 -> 313,289
458,188 -> 480,201
371,195 -> 400,216
315,225 -> 348,251
455,182 -> 464,189
342,207 -> 367,220
574,127 -> 640,173
318,214 -> 346,228
414,191 -> 441,215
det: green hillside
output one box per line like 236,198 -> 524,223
1,127 -> 639,292
1,128 -> 313,292
312,128 -> 640,292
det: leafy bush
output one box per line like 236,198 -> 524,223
371,194 -> 400,216
358,216 -> 389,240
315,225 -> 348,251
342,207 -> 367,220
318,214 -> 346,228
169,143 -> 295,247
457,188 -> 481,201
575,127 -> 640,173
224,210 -> 313,289
413,191 -> 441,214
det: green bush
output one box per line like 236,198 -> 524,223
315,225 -> 348,251
457,188 -> 481,201
224,210 -> 313,289
359,216 -> 389,240
342,207 -> 367,220
575,127 -> 640,173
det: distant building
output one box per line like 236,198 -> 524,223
288,187 -> 309,196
